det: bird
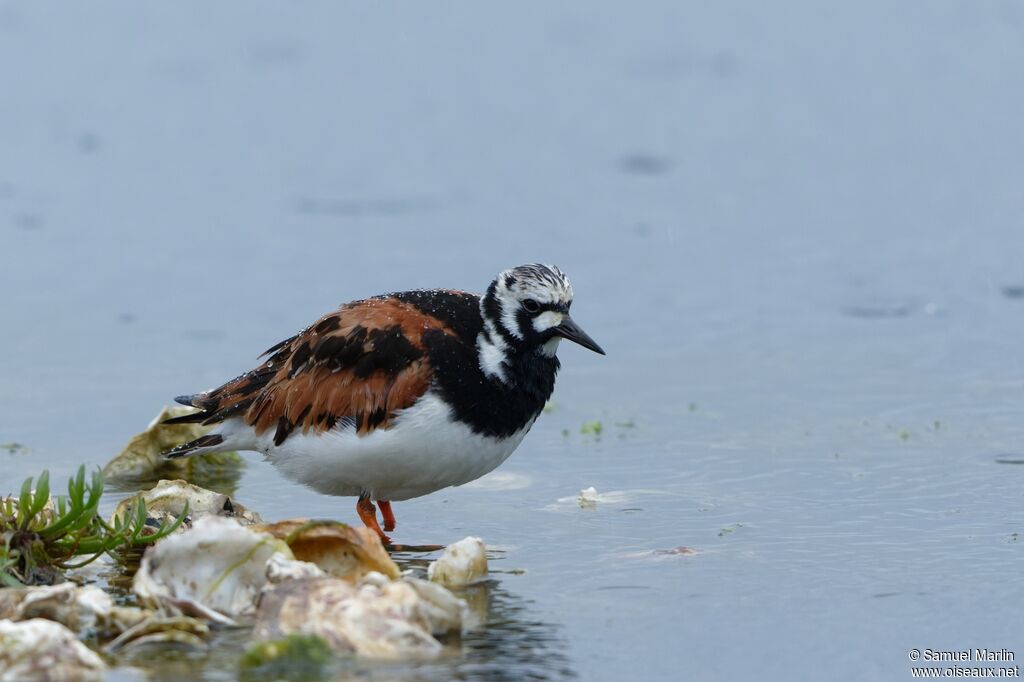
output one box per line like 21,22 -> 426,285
163,264 -> 604,543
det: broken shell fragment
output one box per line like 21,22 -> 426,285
265,553 -> 327,584
253,519 -> 399,581
111,479 -> 262,533
427,537 -> 488,587
104,615 -> 210,653
253,574 -> 465,660
0,618 -> 106,681
133,516 -> 292,624
577,486 -> 599,509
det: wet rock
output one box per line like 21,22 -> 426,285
0,583 -> 148,638
103,405 -> 243,483
111,479 -> 262,533
252,573 -> 465,660
254,519 -> 399,582
0,618 -> 106,681
133,516 -> 292,624
427,537 -> 488,587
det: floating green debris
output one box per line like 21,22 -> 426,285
580,421 -> 604,437
1,442 -> 29,455
899,430 -> 910,441
239,633 -> 335,681
688,403 -> 697,412
561,429 -> 570,438
0,466 -> 186,586
718,523 -> 744,537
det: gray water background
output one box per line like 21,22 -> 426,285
2,2 -> 1023,680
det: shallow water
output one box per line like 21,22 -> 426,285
2,2 -> 1024,680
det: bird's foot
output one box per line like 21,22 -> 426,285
356,495 -> 391,545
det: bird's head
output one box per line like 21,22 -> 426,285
480,264 -> 604,370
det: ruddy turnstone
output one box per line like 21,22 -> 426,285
164,264 -> 604,543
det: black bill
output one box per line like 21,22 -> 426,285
555,316 -> 606,355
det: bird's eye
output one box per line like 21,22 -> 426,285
522,299 -> 540,313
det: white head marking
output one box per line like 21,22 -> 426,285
477,319 -> 510,383
532,310 -> 565,334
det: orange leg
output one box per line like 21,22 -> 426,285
356,494 -> 390,545
378,500 -> 396,532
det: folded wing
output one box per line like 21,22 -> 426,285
167,297 -> 456,446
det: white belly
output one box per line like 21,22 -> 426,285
232,393 -> 535,501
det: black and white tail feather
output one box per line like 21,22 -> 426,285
163,394 -> 226,459
164,433 -> 224,459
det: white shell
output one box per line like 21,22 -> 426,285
265,554 -> 327,583
111,479 -> 262,532
253,574 -> 466,660
133,516 -> 292,624
427,536 -> 488,587
0,618 -> 106,681
0,583 -> 149,639
577,486 -> 599,509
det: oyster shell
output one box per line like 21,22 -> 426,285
111,479 -> 261,533
104,614 -> 210,653
133,516 -> 291,624
252,573 -> 466,660
253,519 -> 398,581
0,583 -> 149,638
427,537 -> 488,587
0,618 -> 106,681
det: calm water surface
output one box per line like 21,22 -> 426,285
2,3 -> 1023,680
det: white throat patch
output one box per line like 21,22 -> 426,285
540,337 -> 562,357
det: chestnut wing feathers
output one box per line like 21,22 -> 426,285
168,297 -> 460,445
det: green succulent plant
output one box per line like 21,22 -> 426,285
0,465 -> 186,586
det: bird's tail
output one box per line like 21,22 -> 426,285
162,387 -> 260,459
161,394 -> 213,425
